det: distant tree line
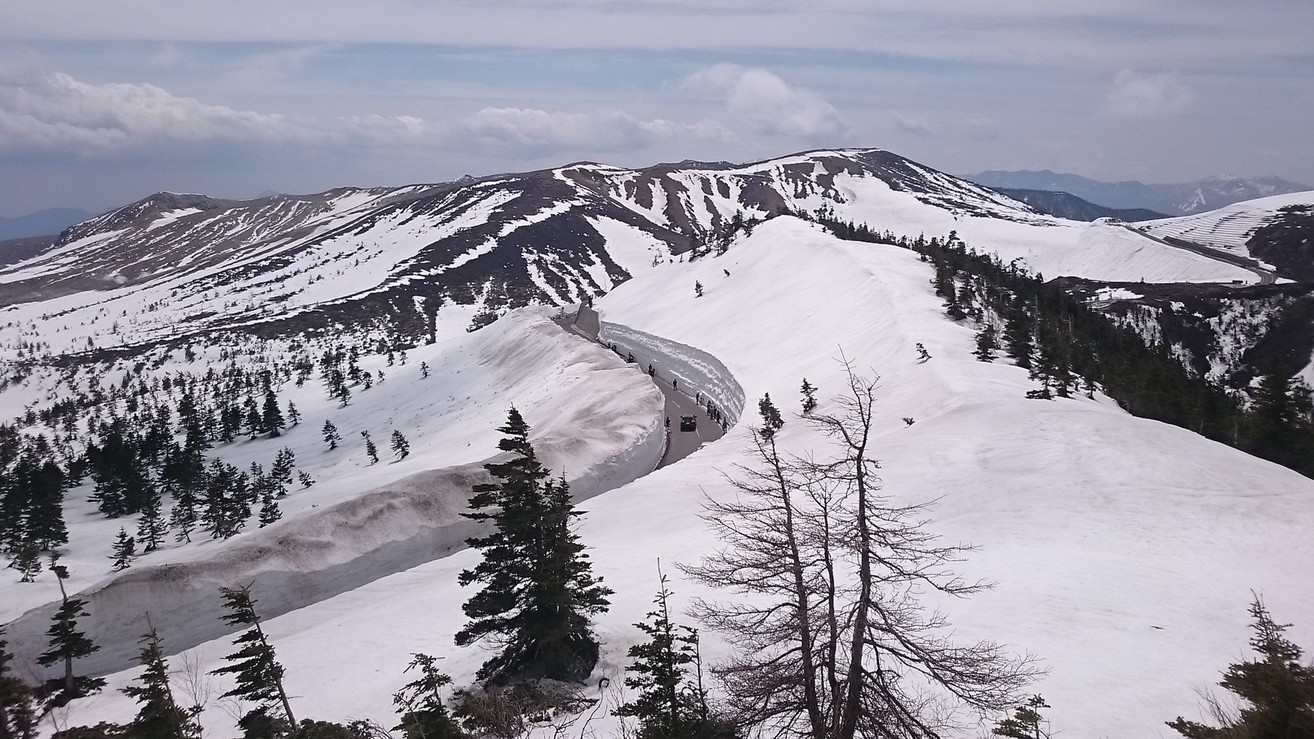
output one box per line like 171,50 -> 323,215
805,211 -> 1314,478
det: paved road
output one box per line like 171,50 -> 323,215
655,375 -> 723,468
1123,225 -> 1278,285
555,305 -> 724,468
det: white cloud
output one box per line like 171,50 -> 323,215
1105,69 -> 1193,118
341,114 -> 436,146
0,69 -> 328,152
892,114 -> 934,137
463,107 -> 729,155
682,64 -> 845,140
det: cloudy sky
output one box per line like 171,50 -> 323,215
2,0 -> 1311,216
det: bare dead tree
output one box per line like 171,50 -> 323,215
685,363 -> 1039,739
682,397 -> 834,739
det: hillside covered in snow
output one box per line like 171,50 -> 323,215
1,149 -> 1312,739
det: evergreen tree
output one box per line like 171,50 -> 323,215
136,491 -> 167,553
420,362 -> 429,379
10,540 -> 41,583
262,390 -> 285,438
993,695 -> 1051,739
28,461 -> 67,551
390,431 -> 410,461
616,573 -> 725,739
695,281 -> 704,298
1003,306 -> 1034,370
1168,596 -> 1314,739
211,585 -> 297,734
757,394 -> 784,439
454,408 -> 612,685
1,626 -> 38,739
258,492 -> 282,527
286,401 -> 301,428
37,557 -> 104,700
800,379 -> 817,414
321,421 -> 340,451
362,432 -> 379,465
392,654 -> 466,739
121,626 -> 199,739
297,471 -> 314,490
974,324 -> 1000,362
109,528 -> 135,571
270,449 -> 295,495
166,448 -> 203,544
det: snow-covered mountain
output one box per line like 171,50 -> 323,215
969,169 -> 1310,215
21,216 -> 1312,739
2,148 -> 1312,739
0,149 -> 1260,361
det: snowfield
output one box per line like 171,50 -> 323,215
821,174 -> 1260,284
1138,190 -> 1314,254
38,217 -> 1314,739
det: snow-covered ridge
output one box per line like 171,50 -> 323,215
0,149 -> 1265,365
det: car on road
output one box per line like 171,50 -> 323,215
679,415 -> 697,432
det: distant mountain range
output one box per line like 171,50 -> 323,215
990,188 -> 1166,222
0,206 -> 91,240
968,170 -> 1309,215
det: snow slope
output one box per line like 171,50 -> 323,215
1138,191 -> 1314,254
49,217 -> 1314,738
3,307 -> 665,677
822,173 -> 1259,283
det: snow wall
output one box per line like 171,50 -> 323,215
7,310 -> 665,678
598,320 -> 746,425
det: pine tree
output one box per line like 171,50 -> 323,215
362,431 -> 379,465
800,379 -> 817,414
695,281 -> 704,298
286,401 -> 301,428
616,572 -> 724,739
757,394 -> 784,439
1168,596 -> 1314,739
121,625 -> 199,739
262,389 -> 285,438
974,324 -> 1000,362
109,528 -> 136,571
392,654 -> 466,739
390,430 -> 410,461
1004,306 -> 1033,369
211,585 -> 296,733
270,448 -> 295,495
1,626 -> 38,739
297,471 -> 314,489
37,557 -> 104,700
420,362 -> 429,379
322,421 -> 340,451
993,695 -> 1051,739
454,408 -> 612,685
257,492 -> 281,527
136,491 -> 167,553
28,461 -> 67,551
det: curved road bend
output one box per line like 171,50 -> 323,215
1122,225 -> 1279,285
555,305 -> 725,468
